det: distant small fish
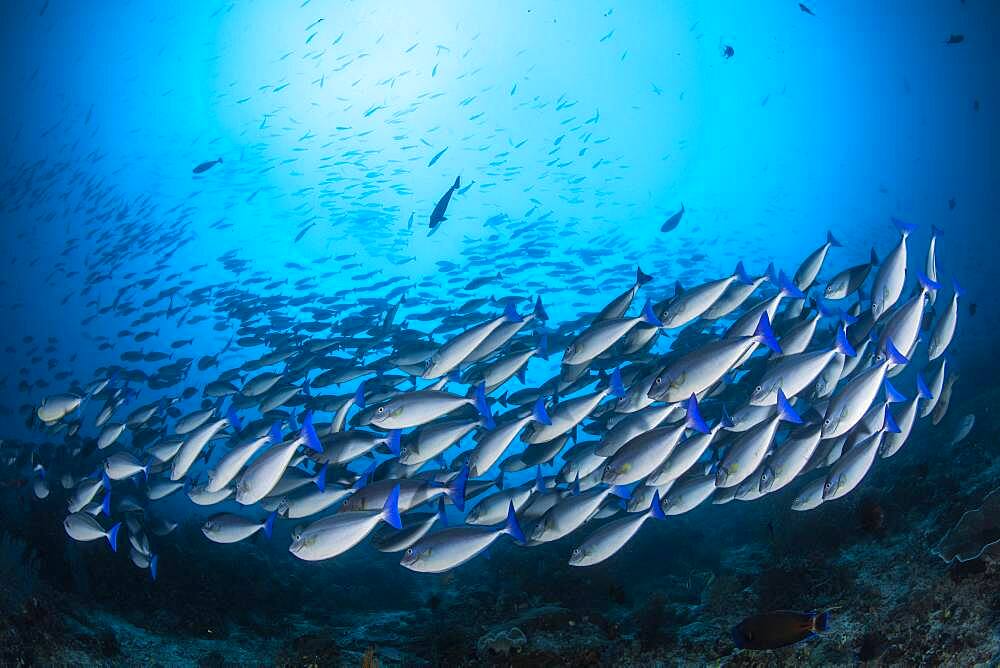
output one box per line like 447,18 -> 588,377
948,197 -> 956,210
428,147 -> 448,167
722,44 -> 735,59
799,3 -> 815,16
192,158 -> 222,174
661,204 -> 685,233
969,302 -> 977,316
945,34 -> 965,45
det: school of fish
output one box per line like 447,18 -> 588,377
18,215 -> 966,581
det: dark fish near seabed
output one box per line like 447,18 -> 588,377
732,610 -> 830,650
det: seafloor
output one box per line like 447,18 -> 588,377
1,387 -> 996,666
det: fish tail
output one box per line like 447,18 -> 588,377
685,394 -> 710,434
916,373 -> 934,400
814,610 -> 831,632
474,382 -> 495,429
884,378 -> 907,403
502,301 -> 523,323
752,312 -> 782,355
891,216 -> 917,237
448,466 -> 469,511
827,230 -> 843,247
387,429 -> 401,456
263,511 -> 276,539
734,260 -> 753,286
641,298 -> 662,327
636,266 -> 654,286
101,492 -> 111,517
300,411 -> 323,453
107,522 -> 121,552
649,490 -> 667,520
608,367 -> 625,399
382,484 -> 403,529
150,554 -> 158,581
314,464 -> 327,492
776,390 -> 803,424
883,405 -> 901,434
353,380 -> 367,409
532,397 -> 552,426
917,271 -> 941,292
533,295 -> 549,321
834,326 -> 856,357
504,501 -> 526,543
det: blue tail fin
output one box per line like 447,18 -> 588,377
641,298 -> 663,326
150,554 -> 158,581
386,429 -> 401,456
636,266 -> 654,286
516,366 -> 526,384
502,302 -> 522,323
827,230 -> 842,247
269,420 -> 283,444
300,411 -> 323,453
432,497 -> 448,528
608,367 -> 626,399
884,378 -> 906,403
953,278 -> 965,298
226,406 -> 243,433
495,471 -> 505,490
776,390 -> 803,424
107,522 -> 121,552
765,262 -> 777,283
532,397 -> 552,425
610,484 -> 631,500
916,373 -> 933,400
534,296 -> 549,321
778,270 -> 806,299
504,501 -> 526,543
314,464 -> 327,492
353,380 -> 367,409
917,271 -> 941,292
870,248 -> 880,266
752,312 -> 782,354
685,394 -> 710,434
649,490 -> 666,520
102,471 -> 111,491
734,261 -> 753,286
382,484 -> 403,529
537,333 -> 549,360
571,474 -> 580,496
891,216 -> 917,236
931,224 -> 943,238
720,403 -> 735,429
534,465 -> 544,492
474,382 -> 495,429
263,511 -> 276,539
448,465 -> 469,511
814,610 -> 831,633
883,406 -> 901,434
352,461 -> 377,490
835,326 -> 856,357
101,492 -> 111,517
884,338 -> 909,365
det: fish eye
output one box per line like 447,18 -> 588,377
377,406 -> 385,414
654,377 -> 662,385
823,418 -> 830,426
405,548 -> 413,557
754,385 -> 762,393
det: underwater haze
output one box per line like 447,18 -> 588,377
1,0 -> 999,665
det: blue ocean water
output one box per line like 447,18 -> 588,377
1,1 -> 998,664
